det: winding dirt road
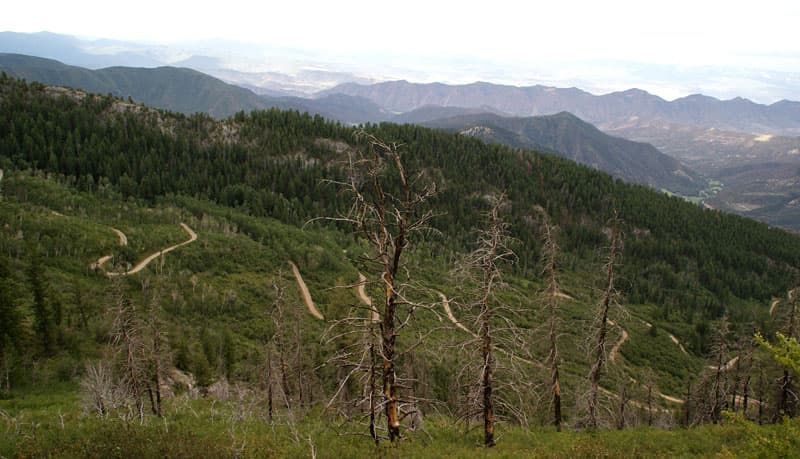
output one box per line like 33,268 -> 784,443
356,273 -> 380,322
288,260 -> 324,321
107,223 -> 197,277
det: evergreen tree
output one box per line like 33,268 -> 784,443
28,247 -> 52,355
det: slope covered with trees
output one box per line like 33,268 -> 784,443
1,75 -> 796,317
423,111 -> 705,195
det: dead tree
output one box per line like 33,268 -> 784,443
693,316 -> 730,425
776,287 -> 798,419
271,280 -> 293,410
320,132 -> 437,442
453,195 -> 518,447
109,277 -> 146,422
757,367 -> 766,425
682,379 -> 692,426
731,335 -> 755,415
322,297 -> 382,444
451,196 -> 531,444
586,210 -> 622,429
144,282 -> 168,418
641,370 -> 658,427
538,208 -> 563,431
615,378 -> 631,430
266,347 -> 274,423
711,316 -> 731,424
268,278 -> 305,443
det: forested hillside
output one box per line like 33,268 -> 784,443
422,111 -> 705,195
2,76 -> 799,455
2,75 -> 796,316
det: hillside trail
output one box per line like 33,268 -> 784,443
707,356 -> 739,372
770,289 -> 799,316
107,223 -> 197,277
438,291 -> 476,337
607,320 -> 629,363
356,272 -> 380,322
288,260 -> 324,321
641,318 -> 688,355
669,333 -> 688,355
770,298 -> 781,316
93,227 -> 128,268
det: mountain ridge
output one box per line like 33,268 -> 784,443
321,80 -> 800,135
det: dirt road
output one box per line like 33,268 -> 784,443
438,291 -> 476,337
94,227 -> 128,268
107,223 -> 197,277
356,273 -> 380,322
288,260 -> 324,321
607,320 -> 629,363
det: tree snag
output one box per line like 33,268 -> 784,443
539,208 -> 563,431
586,210 -> 622,429
319,132 -> 437,442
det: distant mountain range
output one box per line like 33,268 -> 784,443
0,31 -> 374,96
0,54 -> 388,120
422,112 -> 704,195
320,81 -> 800,136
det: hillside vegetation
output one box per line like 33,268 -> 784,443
1,76 -> 799,455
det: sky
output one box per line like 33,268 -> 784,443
3,0 -> 800,102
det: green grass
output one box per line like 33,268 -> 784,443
0,384 -> 790,458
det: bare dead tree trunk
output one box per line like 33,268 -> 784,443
683,380 -> 692,427
382,275 -> 401,442
778,372 -> 793,420
266,347 -> 273,423
480,279 -> 495,448
731,349 -> 741,413
617,380 -> 629,430
587,210 -> 621,429
477,199 -> 509,447
368,328 -> 379,445
451,196 -> 517,446
272,281 -> 292,411
146,286 -> 166,418
540,211 -> 563,432
758,368 -> 765,425
110,277 -> 145,422
295,317 -> 305,407
710,316 -> 730,424
777,289 -> 797,420
742,372 -> 751,417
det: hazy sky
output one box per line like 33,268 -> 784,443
4,0 -> 800,101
